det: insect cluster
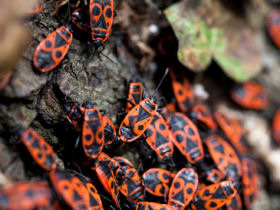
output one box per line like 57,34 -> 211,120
1,0 -> 280,210
32,0 -> 114,73
0,64 -> 264,210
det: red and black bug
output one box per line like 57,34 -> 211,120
82,102 -> 105,159
169,68 -> 194,112
167,112 -> 204,163
144,112 -> 174,163
0,181 -> 54,210
118,96 -> 158,142
267,9 -> 280,49
241,157 -> 259,208
33,25 -> 73,72
94,152 -> 120,207
28,0 -> 44,14
20,128 -> 57,171
230,81 -> 269,110
112,156 -> 144,202
49,169 -> 90,210
65,103 -> 85,132
65,102 -> 116,145
168,168 -> 198,208
191,180 -> 237,210
136,201 -> 177,210
89,0 -> 114,46
205,135 -> 242,181
125,78 -> 145,112
142,168 -> 175,198
188,104 -> 217,130
273,109 -> 280,146
224,193 -> 242,210
118,69 -> 169,143
214,110 -> 248,155
72,8 -> 91,34
73,173 -> 103,209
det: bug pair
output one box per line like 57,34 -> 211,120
33,0 -> 114,72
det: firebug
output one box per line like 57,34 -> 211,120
0,181 -> 54,210
118,96 -> 158,142
241,157 -> 259,208
66,102 -> 116,145
188,104 -> 217,130
230,81 -> 269,110
72,8 -> 91,34
142,168 -> 175,198
49,169 -> 90,210
169,68 -> 194,112
191,180 -> 237,210
65,103 -> 85,132
112,157 -> 144,202
89,0 -> 114,47
205,135 -> 242,181
168,168 -> 198,208
118,69 -> 168,142
144,112 -> 174,163
125,78 -> 145,112
20,128 -> 57,171
73,173 -> 103,209
82,102 -> 105,159
94,152 -> 120,207
33,25 -> 73,72
167,112 -> 204,163
214,110 -> 248,154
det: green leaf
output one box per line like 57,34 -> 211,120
164,0 -> 262,82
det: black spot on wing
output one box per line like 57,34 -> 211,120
155,132 -> 169,147
32,139 -> 41,149
44,154 -> 55,167
54,33 -> 67,48
214,144 -> 225,154
35,50 -> 55,69
105,7 -> 112,18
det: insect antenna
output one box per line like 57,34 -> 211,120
100,51 -> 118,65
151,68 -> 169,97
